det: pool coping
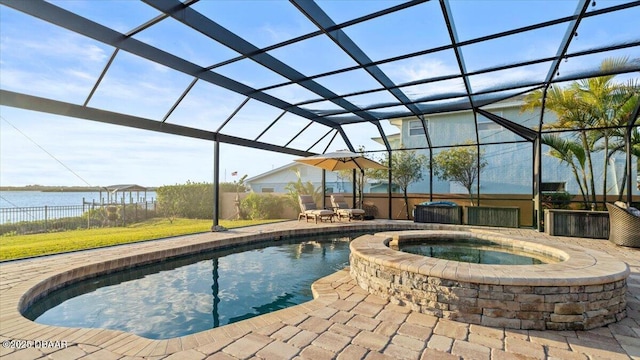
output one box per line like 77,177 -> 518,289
0,221 -> 458,356
351,230 -> 630,286
0,220 -> 639,359
349,230 -> 629,330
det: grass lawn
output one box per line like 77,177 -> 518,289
0,218 -> 288,261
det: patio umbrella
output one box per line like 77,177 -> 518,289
295,151 -> 387,210
294,151 -> 386,171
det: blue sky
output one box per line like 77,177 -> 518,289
1,0 -> 638,187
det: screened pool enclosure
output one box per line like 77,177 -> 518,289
1,0 -> 638,229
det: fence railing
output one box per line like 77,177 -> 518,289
0,201 -> 157,235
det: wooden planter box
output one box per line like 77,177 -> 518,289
414,205 -> 462,224
544,209 -> 609,239
466,206 -> 519,228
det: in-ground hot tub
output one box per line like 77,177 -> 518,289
349,230 -> 629,330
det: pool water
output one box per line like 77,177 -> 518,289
397,240 -> 556,265
24,234 -> 358,339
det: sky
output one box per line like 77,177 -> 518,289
1,0 -> 638,187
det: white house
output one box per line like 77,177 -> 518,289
245,162 -> 370,194
379,97 -> 636,197
388,96 -> 549,195
247,97 -> 636,198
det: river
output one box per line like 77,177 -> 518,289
0,191 -> 157,209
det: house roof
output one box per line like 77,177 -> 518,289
245,163 -> 304,183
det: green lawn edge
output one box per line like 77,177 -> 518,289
0,218 -> 289,261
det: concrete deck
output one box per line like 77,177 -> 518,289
1,220 -> 638,360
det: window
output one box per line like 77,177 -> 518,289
541,182 -> 566,192
261,188 -> 274,193
477,113 -> 502,132
409,119 -> 426,136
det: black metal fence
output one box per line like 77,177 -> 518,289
0,201 -> 157,236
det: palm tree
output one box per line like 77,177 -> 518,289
606,126 -> 640,199
541,134 -> 590,209
522,57 -> 637,206
571,57 -> 637,202
601,78 -> 639,199
523,85 -> 598,205
285,168 -> 321,209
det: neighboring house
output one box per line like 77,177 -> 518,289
245,162 -> 370,194
387,96 -> 635,196
247,97 -> 636,197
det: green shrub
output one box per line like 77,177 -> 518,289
241,193 -> 284,220
157,181 -> 214,220
106,205 -> 119,221
284,169 -> 321,209
541,191 -> 571,209
0,216 -> 87,235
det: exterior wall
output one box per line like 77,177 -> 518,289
219,192 -> 299,219
398,103 -> 543,195
246,163 -> 373,194
217,192 -> 639,223
352,193 -> 536,226
397,103 -> 638,196
246,164 -> 317,193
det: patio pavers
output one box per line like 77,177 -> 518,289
0,220 -> 638,359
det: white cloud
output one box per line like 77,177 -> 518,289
3,34 -> 108,64
394,59 -> 458,83
469,65 -> 549,93
261,24 -> 293,44
0,67 -> 93,102
1,31 -> 110,103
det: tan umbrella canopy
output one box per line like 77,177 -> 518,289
295,151 -> 387,210
294,151 -> 386,171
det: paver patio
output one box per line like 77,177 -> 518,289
1,220 -> 638,359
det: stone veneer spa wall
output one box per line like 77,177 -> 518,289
349,231 -> 629,331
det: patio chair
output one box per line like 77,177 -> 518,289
605,202 -> 640,248
298,195 -> 334,223
331,194 -> 365,221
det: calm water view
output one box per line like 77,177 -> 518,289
0,191 -> 156,208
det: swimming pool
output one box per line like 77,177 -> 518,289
24,234 -> 358,339
395,239 -> 558,264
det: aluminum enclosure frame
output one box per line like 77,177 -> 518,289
1,0 -> 638,229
